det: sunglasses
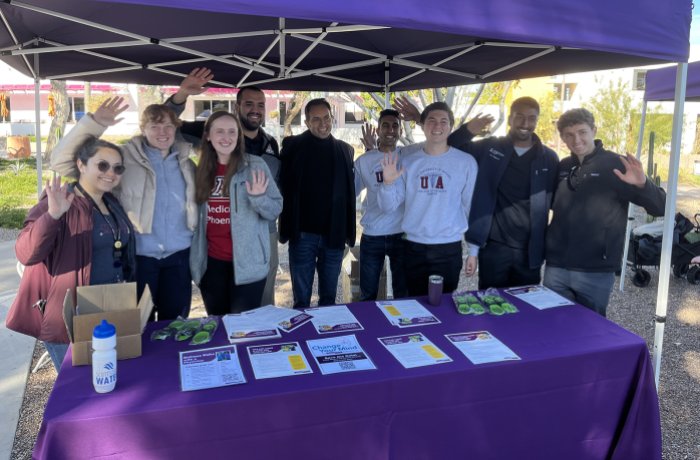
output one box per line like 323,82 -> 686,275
96,160 -> 125,175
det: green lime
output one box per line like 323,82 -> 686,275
191,331 -> 211,345
168,320 -> 185,330
489,304 -> 505,315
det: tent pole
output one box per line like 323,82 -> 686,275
34,53 -> 42,199
620,100 -> 648,291
384,61 -> 390,109
653,62 -> 687,388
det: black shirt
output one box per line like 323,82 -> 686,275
298,136 -> 335,235
488,147 -> 536,248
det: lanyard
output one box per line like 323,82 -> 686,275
74,183 -> 125,256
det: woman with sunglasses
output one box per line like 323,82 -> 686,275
50,75 -> 203,321
7,136 -> 136,371
190,111 -> 282,315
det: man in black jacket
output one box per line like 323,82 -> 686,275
236,86 -> 281,306
446,97 -> 559,289
279,98 -> 355,308
544,108 -> 666,315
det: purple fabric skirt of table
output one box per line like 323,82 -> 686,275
33,293 -> 661,460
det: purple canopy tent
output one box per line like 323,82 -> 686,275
0,0 -> 693,387
618,61 -> 698,386
644,61 -> 700,102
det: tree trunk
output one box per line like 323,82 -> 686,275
44,80 -> 69,161
283,92 -> 308,137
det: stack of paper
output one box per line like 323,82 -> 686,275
222,305 -> 313,344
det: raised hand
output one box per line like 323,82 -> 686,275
464,255 -> 477,277
245,169 -> 269,196
393,96 -> 421,123
614,153 -> 647,188
46,176 -> 74,219
380,152 -> 404,185
172,67 -> 214,104
361,122 -> 377,151
466,113 -> 495,135
93,97 -> 129,127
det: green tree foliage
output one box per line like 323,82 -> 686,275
534,90 -> 561,149
584,78 -> 634,153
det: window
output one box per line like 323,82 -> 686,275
193,99 -> 233,120
553,83 -> 577,101
69,96 -> 85,122
344,102 -> 364,124
633,69 -> 648,91
279,101 -> 301,126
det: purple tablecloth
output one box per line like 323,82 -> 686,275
34,294 -> 662,460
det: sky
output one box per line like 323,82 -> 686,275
691,13 -> 700,46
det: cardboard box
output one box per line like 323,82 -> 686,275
63,282 -> 153,366
341,246 -> 387,302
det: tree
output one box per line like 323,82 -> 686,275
534,90 -> 561,149
282,91 -> 309,137
350,82 -> 512,146
45,80 -> 69,161
584,78 -> 634,153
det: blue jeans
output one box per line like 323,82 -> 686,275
288,232 -> 344,308
44,341 -> 69,372
543,266 -> 615,316
360,233 -> 407,300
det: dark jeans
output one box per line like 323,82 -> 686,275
200,256 -> 266,315
288,232 -> 344,308
478,240 -> 541,290
404,240 -> 462,297
543,266 -> 615,316
137,248 -> 192,321
360,233 -> 407,301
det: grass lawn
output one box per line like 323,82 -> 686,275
0,158 -> 53,229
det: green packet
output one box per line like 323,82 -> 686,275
451,291 -> 486,315
149,316 -> 219,345
477,290 -> 519,315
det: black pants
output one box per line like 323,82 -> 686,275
404,240 -> 462,296
137,248 -> 192,321
200,256 -> 266,316
478,240 -> 541,290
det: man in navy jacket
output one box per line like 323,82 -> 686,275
447,97 -> 559,289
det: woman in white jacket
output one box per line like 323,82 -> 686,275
50,96 -> 198,321
189,111 -> 282,315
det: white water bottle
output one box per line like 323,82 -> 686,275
92,319 -> 117,393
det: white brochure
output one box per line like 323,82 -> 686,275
250,304 -> 314,333
247,341 -> 313,379
375,299 -> 441,328
503,285 -> 574,310
222,312 -> 281,344
306,334 -> 376,375
179,345 -> 246,392
306,305 -> 364,334
378,332 -> 452,369
445,331 -> 521,365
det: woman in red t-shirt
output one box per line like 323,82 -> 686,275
191,111 -> 282,315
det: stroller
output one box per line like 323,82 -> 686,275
627,212 -> 700,287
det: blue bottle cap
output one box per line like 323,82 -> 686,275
93,319 -> 116,339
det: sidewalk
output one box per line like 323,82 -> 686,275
0,239 -> 34,460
